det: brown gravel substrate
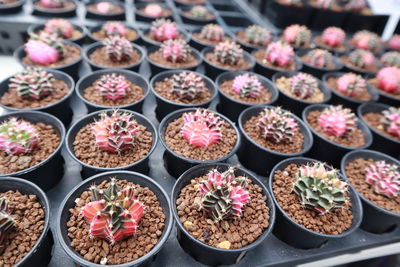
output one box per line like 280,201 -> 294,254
301,55 -> 336,70
327,76 -> 372,101
275,76 -> 324,102
138,8 -> 172,18
176,175 -> 270,248
144,32 -> 185,43
34,1 -> 75,10
22,44 -> 80,68
67,179 -> 165,265
192,33 -> 230,46
253,49 -> 297,71
273,163 -> 353,234
73,123 -> 152,168
243,115 -> 304,154
87,4 -> 123,14
91,28 -> 138,41
37,29 -> 83,41
0,190 -> 45,267
83,78 -> 144,106
220,80 -> 272,104
154,78 -> 211,104
164,114 -> 237,161
149,49 -> 199,68
205,53 -> 251,71
368,78 -> 400,99
314,36 -> 348,53
0,79 -> 69,109
307,110 -> 366,148
182,11 -> 214,20
363,112 -> 400,141
340,56 -> 379,73
0,122 -> 60,174
345,158 -> 400,214
89,47 -> 141,68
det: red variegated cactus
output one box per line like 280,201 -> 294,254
348,49 -> 375,69
9,68 -> 54,100
102,21 -> 126,38
103,36 -> 133,63
150,19 -> 179,42
44,19 -> 74,39
264,41 -> 295,67
376,67 -> 400,94
214,41 -> 244,66
318,105 -> 357,137
387,34 -> 400,51
336,73 -> 367,97
304,48 -> 334,68
232,73 -> 262,98
365,161 -> 400,198
25,33 -> 64,65
95,73 -> 129,101
160,39 -> 190,63
171,71 -> 205,100
282,24 -> 311,47
381,107 -> 400,138
245,25 -> 272,46
40,0 -> 64,8
321,27 -> 346,47
290,72 -> 318,99
351,30 -> 382,51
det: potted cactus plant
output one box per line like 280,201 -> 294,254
88,21 -> 140,43
135,2 -> 172,22
32,0 -> 76,17
386,34 -> 400,51
202,40 -> 255,79
190,24 -> 231,51
380,51 -> 400,68
340,49 -> 380,75
366,66 -> 400,106
253,40 -> 302,78
0,177 -> 53,266
180,5 -> 215,25
84,36 -> 145,72
75,69 -> 150,113
0,111 -> 65,191
235,25 -> 274,52
237,106 -> 313,175
303,104 -> 372,167
171,164 -> 275,265
86,0 -> 125,20
272,71 -> 331,116
341,149 -> 400,233
159,108 -> 240,178
313,26 -> 349,54
280,24 -> 313,50
269,157 -> 362,249
0,0 -> 24,14
150,70 -> 217,120
298,48 -> 343,78
56,171 -> 173,266
141,19 -> 189,47
350,30 -> 383,54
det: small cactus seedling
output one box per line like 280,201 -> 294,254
214,41 -> 244,66
40,0 -> 64,8
315,0 -> 336,9
25,33 -> 64,65
304,48 -> 334,68
81,178 -> 144,244
181,109 -> 223,147
318,105 -> 357,137
345,0 -> 367,11
388,34 -> 400,51
348,49 -> 375,69
282,24 -> 311,47
92,111 -> 137,154
352,30 -> 382,51
44,18 -> 74,39
264,41 -> 295,67
171,72 -> 206,100
0,197 -> 16,254
102,21 -> 126,38
198,167 -> 250,222
381,51 -> 400,68
150,19 -> 179,42
293,162 -> 347,214
160,39 -> 190,63
232,73 -> 262,98
257,107 -> 299,143
143,3 -> 163,17
336,73 -> 367,97
0,117 -> 39,155
321,27 -> 346,47
290,72 -> 318,99
376,67 -> 400,94
199,24 -> 224,42
95,73 -> 129,101
245,25 -> 272,47
365,161 -> 400,198
190,5 -> 208,19
103,36 -> 133,63
9,68 -> 54,100
381,107 -> 400,138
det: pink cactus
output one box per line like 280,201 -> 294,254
264,41 -> 295,67
144,3 -> 163,17
336,73 -> 367,97
318,105 -> 357,137
190,5 -> 208,19
290,72 -> 318,99
321,27 -> 346,47
376,67 -> 400,94
40,0 -> 64,8
181,109 -> 222,147
103,36 -> 133,63
24,33 -> 64,65
351,30 -> 382,51
387,34 -> 400,51
232,73 -> 262,98
365,161 -> 400,198
381,107 -> 400,138
102,21 -> 126,38
304,48 -> 334,68
0,117 -> 39,156
150,19 -> 179,42
44,19 -> 74,39
171,71 -> 205,100
95,73 -> 129,101
160,39 -> 190,63
96,2 -> 113,14
214,41 -> 244,65
245,25 -> 272,47
200,24 -> 224,42
381,51 -> 400,68
348,49 -> 375,69
282,24 -> 311,47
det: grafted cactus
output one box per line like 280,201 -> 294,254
352,30 -> 382,51
336,73 -> 367,97
381,51 -> 400,68
264,41 -> 295,67
199,24 -> 224,42
348,49 -> 375,69
150,19 -> 179,42
0,197 -> 16,254
171,72 -> 205,100
244,25 -> 272,47
365,161 -> 400,198
376,67 -> 400,94
190,5 -> 208,19
95,73 -> 129,101
102,21 -> 126,38
381,107 -> 400,138
321,27 -> 346,47
44,19 -> 74,39
232,73 -> 262,98
9,68 -> 54,100
290,72 -> 318,99
282,24 -> 311,47
304,49 -> 334,68
103,36 -> 133,63
318,105 -> 357,137
160,39 -> 190,63
25,33 -> 65,65
214,41 -> 244,66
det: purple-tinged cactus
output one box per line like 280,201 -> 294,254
40,0 -> 64,8
245,25 -> 272,47
150,19 -> 179,42
160,39 -> 190,63
381,107 -> 400,138
321,27 -> 346,47
365,161 -> 400,198
9,68 -> 54,100
388,35 -> 400,51
101,21 -> 126,38
290,72 -> 318,99
214,41 -> 244,65
351,30 -> 382,51
199,24 -> 224,42
381,51 -> 400,68
103,36 -> 133,63
144,3 -> 163,17
264,41 -> 295,67
318,105 -> 357,137
190,5 -> 208,19
0,197 -> 16,254
44,19 -> 74,39
376,67 -> 400,94
348,49 -> 375,69
171,72 -> 205,100
282,24 -> 311,47
304,48 -> 334,68
95,73 -> 129,101
336,73 -> 367,97
24,33 -> 64,65
232,73 -> 262,98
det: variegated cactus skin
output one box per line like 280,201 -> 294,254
95,73 -> 129,101
348,49 -> 375,69
388,34 -> 400,51
264,41 -> 295,67
44,19 -> 74,39
0,197 -> 16,254
143,3 -> 163,17
198,167 -> 250,222
102,21 -> 126,38
257,107 -> 299,143
103,36 -> 133,63
381,107 -> 400,138
0,117 -> 39,156
9,68 -> 54,100
283,24 -> 311,47
91,111 -> 137,154
40,0 -> 64,8
365,161 -> 400,198
290,72 -> 318,99
293,162 -> 347,214
318,105 -> 357,137
352,30 -> 381,51
190,5 -> 208,18
321,27 -> 346,47
150,19 -> 179,42
305,49 -> 334,68
25,33 -> 65,65
376,67 -> 400,94
232,73 -> 262,98
160,39 -> 190,63
181,109 -> 223,147
245,25 -> 272,47
214,41 -> 244,65
171,72 -> 205,100
81,178 -> 144,244
336,73 -> 367,97
381,51 -> 400,68
199,24 -> 224,42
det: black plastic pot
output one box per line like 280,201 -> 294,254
88,23 -> 140,44
65,109 -> 158,179
322,72 -> 379,111
237,105 -> 313,176
216,71 -> 279,122
357,102 -> 400,159
269,157 -> 363,249
32,0 -> 77,17
56,170 -> 173,267
171,163 -> 276,266
150,70 -> 217,121
147,45 -> 202,78
341,149 -> 400,233
14,41 -> 82,81
0,177 -> 53,266
83,42 -> 145,72
202,47 -> 256,80
343,13 -> 389,35
27,23 -> 88,45
298,50 -> 344,79
0,69 -> 74,126
140,27 -> 190,47
0,0 -> 24,14
75,69 -> 150,113
302,104 -> 373,167
272,71 -> 331,117
253,51 -> 303,79
159,108 -> 241,178
308,5 -> 348,31
85,0 -> 125,20
365,73 -> 400,107
134,2 -> 173,22
265,0 -> 313,28
179,6 -> 216,26
0,111 -> 65,191
189,27 -> 232,51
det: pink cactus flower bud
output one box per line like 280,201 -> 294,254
232,73 -> 262,98
388,34 -> 400,51
283,24 -> 311,47
318,105 -> 357,137
144,3 -> 163,17
376,67 -> 400,94
44,19 -> 74,39
96,2 -> 113,13
381,107 -> 400,138
322,27 -> 346,47
150,19 -> 179,42
102,21 -> 126,38
264,41 -> 295,67
365,161 -> 400,198
336,73 -> 367,97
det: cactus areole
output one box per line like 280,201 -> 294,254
0,197 -> 16,254
365,161 -> 400,199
